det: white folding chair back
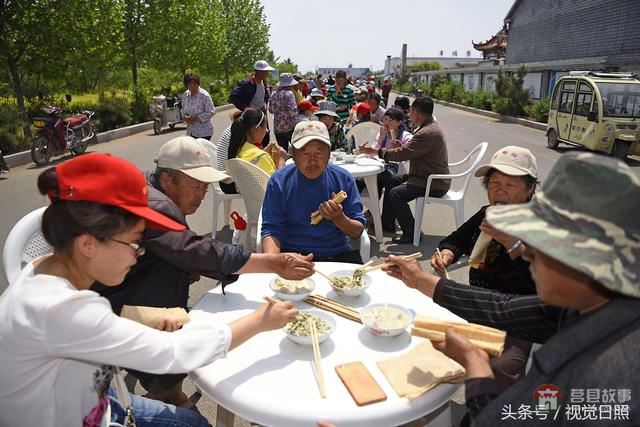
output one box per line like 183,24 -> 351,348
226,158 -> 271,248
199,137 -> 243,239
345,122 -> 381,149
3,207 -> 52,283
255,211 -> 371,263
412,141 -> 489,246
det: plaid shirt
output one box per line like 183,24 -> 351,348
181,87 -> 215,138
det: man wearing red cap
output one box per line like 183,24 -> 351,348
93,136 -> 314,408
296,99 -> 319,123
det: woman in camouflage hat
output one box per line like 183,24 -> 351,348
384,152 -> 640,425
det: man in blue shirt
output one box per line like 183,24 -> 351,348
261,121 -> 366,263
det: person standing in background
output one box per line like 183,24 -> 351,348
181,72 -> 215,140
269,73 -> 299,151
326,70 -> 354,124
381,78 -> 393,107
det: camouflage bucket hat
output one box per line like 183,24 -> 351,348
486,152 -> 640,298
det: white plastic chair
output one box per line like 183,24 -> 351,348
412,142 -> 489,246
225,158 -> 272,248
345,122 -> 381,149
196,138 -> 244,240
255,211 -> 371,263
2,206 -> 52,283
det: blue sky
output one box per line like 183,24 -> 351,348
261,0 -> 516,73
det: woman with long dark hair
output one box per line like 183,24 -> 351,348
0,153 -> 297,426
220,108 -> 286,194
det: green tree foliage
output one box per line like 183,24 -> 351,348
494,66 -> 530,117
220,0 -> 270,85
276,58 -> 298,75
408,61 -> 441,72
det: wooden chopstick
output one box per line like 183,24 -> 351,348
310,320 -> 326,398
435,248 -> 450,279
362,252 -> 423,273
313,268 -> 335,283
304,295 -> 361,323
263,296 -> 278,304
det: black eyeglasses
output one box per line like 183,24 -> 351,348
108,238 -> 146,257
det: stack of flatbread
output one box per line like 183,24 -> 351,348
377,341 -> 465,400
120,305 -> 190,328
310,191 -> 347,225
411,315 -> 506,357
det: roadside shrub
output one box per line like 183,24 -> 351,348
433,81 -> 465,104
0,129 -> 29,155
471,90 -> 496,111
494,66 -> 530,117
130,86 -> 152,124
525,97 -> 550,123
95,96 -> 130,131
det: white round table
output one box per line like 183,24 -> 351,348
286,156 -> 385,242
190,262 -> 464,427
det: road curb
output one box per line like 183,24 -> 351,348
393,91 -> 547,132
5,104 -> 235,168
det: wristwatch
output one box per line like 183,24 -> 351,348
506,239 -> 523,254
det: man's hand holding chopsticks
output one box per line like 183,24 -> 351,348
381,255 -> 441,298
432,328 -> 494,380
276,253 -> 315,280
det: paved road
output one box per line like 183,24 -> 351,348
1,95 -> 638,425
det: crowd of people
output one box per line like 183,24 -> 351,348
0,58 -> 638,427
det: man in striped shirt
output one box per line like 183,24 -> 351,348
326,70 -> 355,124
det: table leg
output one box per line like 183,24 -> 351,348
423,401 -> 451,427
216,405 -> 236,427
363,175 -> 383,242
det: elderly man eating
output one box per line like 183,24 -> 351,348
261,121 -> 366,264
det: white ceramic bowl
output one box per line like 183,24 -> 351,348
269,277 -> 315,302
283,310 -> 336,346
360,303 -> 415,336
327,269 -> 372,297
343,154 -> 356,163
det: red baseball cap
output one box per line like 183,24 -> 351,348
299,100 -> 319,111
52,153 -> 185,231
353,102 -> 371,115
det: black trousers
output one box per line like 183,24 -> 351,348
274,130 -> 294,152
382,174 -> 447,236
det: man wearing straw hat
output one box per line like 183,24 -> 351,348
384,152 -> 640,425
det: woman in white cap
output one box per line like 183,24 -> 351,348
0,153 -> 298,427
269,73 -> 299,151
432,146 -> 539,296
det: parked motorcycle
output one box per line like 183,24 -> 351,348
30,95 -> 95,166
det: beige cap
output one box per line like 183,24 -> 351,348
291,121 -> 331,150
155,136 -> 231,183
474,146 -> 538,178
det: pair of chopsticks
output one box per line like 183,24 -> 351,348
304,295 -> 360,323
310,191 -> 347,225
435,248 -> 450,279
359,252 -> 422,273
264,296 -> 327,397
309,319 -> 326,398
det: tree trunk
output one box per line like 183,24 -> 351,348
6,56 -> 32,139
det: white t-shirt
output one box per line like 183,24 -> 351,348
249,82 -> 266,110
0,263 -> 231,427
